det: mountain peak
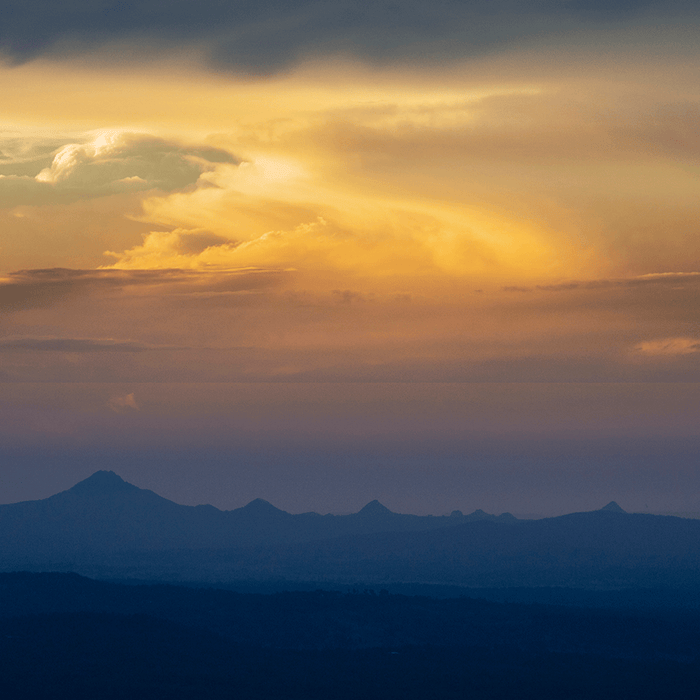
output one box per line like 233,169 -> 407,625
358,500 -> 393,516
600,501 -> 626,513
241,498 -> 283,514
68,471 -> 138,496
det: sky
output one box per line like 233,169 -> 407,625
1,1 -> 699,516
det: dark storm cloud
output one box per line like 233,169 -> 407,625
0,1 -> 694,75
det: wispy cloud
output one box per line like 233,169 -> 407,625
0,266 -> 287,310
504,272 -> 700,293
0,338 -> 148,352
635,337 -> 700,356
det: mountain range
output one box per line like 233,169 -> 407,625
3,470 -> 700,588
0,470 -> 513,552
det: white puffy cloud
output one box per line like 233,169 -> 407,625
0,131 -> 239,206
36,131 -> 238,192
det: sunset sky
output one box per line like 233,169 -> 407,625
1,1 -> 699,515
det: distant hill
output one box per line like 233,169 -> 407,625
2,471 -> 700,588
600,501 -> 626,513
249,508 -> 700,588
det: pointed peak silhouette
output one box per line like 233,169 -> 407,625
68,470 -> 138,496
600,501 -> 626,513
241,498 -> 284,514
499,512 -> 518,521
358,500 -> 393,516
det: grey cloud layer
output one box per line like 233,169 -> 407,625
1,1 -> 695,74
0,338 -> 148,352
0,267 -> 289,311
503,272 -> 700,293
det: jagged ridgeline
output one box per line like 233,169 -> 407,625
2,471 -> 700,587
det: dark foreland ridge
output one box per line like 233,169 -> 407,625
2,470 -> 700,588
3,572 -> 700,700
